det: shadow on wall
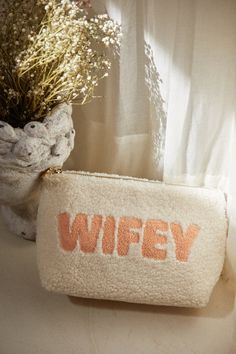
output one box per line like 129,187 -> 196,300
144,42 -> 166,174
66,1 -> 167,180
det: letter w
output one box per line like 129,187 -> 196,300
58,212 -> 102,252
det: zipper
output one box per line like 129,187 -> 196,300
43,167 -> 162,184
42,167 -> 63,177
42,167 -> 221,192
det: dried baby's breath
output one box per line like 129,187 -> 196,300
0,0 -> 121,127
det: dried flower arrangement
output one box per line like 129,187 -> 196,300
0,0 -> 121,128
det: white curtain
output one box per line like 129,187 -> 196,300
67,0 -> 236,282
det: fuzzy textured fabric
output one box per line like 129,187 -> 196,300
37,171 -> 228,307
0,104 -> 75,240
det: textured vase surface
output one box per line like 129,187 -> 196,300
0,103 -> 75,240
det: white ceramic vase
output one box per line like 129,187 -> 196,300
0,103 -> 75,240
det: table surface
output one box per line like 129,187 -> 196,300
0,217 -> 235,354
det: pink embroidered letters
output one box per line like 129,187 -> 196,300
57,212 -> 200,262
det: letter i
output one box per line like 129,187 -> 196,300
102,216 -> 116,255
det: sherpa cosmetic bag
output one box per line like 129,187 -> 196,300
37,170 -> 228,308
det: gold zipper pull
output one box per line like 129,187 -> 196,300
42,167 -> 63,177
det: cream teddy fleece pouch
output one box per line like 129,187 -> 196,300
37,170 -> 228,308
